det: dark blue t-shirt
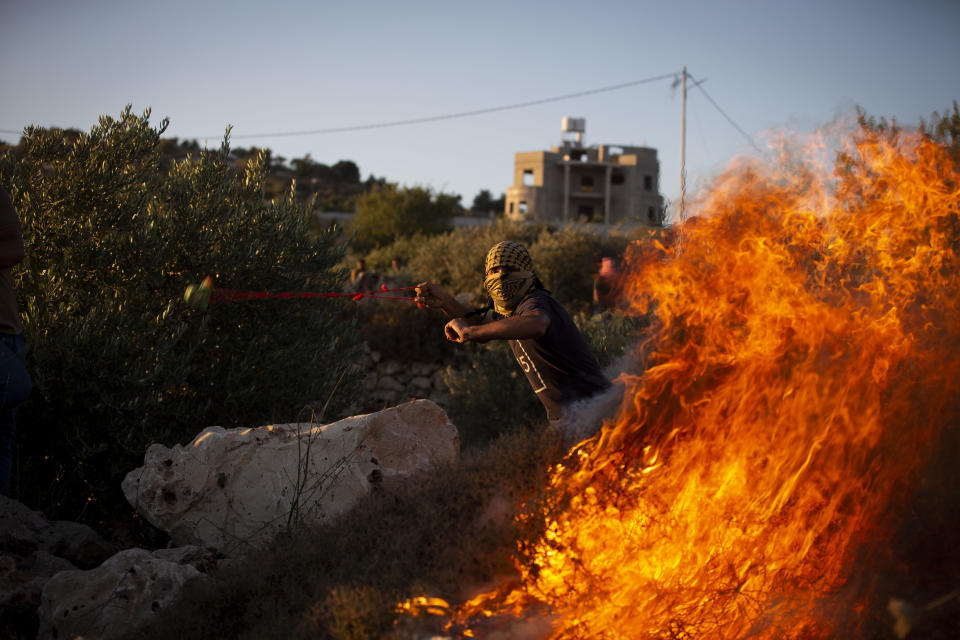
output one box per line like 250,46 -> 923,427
496,289 -> 610,420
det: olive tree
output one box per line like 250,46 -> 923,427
0,107 -> 361,526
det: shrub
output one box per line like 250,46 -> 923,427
349,184 -> 461,253
355,222 -> 540,293
0,107 -> 361,530
572,309 -> 649,371
441,341 -> 546,447
359,223 -> 635,312
528,226 -> 634,314
356,301 -> 458,364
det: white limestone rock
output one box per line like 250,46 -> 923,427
122,399 -> 459,555
37,546 -> 211,640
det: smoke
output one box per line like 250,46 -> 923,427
551,347 -> 648,448
480,616 -> 556,640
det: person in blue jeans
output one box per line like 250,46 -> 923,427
0,186 -> 31,496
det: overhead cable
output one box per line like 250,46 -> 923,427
688,73 -> 763,152
204,72 -> 681,140
1,70 -> 762,152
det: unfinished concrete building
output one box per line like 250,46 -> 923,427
505,118 -> 664,226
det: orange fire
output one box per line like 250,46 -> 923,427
447,126 -> 960,638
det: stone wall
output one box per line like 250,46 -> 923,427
339,342 -> 458,418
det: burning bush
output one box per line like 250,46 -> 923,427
441,124 -> 960,637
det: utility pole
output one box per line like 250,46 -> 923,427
680,65 -> 687,224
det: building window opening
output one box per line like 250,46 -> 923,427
611,170 -> 625,186
644,174 -> 653,191
518,201 -> 528,214
571,150 -> 587,162
580,175 -> 594,192
523,169 -> 534,186
509,202 -> 515,214
577,204 -> 593,220
648,207 -> 657,224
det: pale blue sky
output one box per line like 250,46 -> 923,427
2,0 -> 958,221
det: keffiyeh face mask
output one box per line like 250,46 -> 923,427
484,270 -> 535,316
484,241 -> 537,316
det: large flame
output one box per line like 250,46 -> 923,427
449,126 -> 960,638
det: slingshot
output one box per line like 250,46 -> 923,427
184,276 -> 420,311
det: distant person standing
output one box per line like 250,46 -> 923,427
349,258 -> 367,284
592,257 -> 623,312
0,186 -> 32,496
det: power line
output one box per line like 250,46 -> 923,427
197,72 -> 681,140
1,73 -> 677,141
2,69 -> 762,161
688,73 -> 762,152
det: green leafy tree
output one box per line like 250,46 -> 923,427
350,184 -> 460,253
470,189 -> 505,217
0,107 -> 361,528
292,153 -> 325,178
362,220 -> 542,304
331,160 -> 360,184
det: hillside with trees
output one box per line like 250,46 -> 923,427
1,133 -> 505,218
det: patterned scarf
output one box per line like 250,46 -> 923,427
484,241 -> 537,316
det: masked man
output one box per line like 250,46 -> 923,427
416,241 -> 610,422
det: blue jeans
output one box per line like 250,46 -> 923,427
0,333 -> 31,496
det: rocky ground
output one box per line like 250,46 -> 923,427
1,399 -> 460,640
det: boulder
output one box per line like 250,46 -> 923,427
0,496 -> 116,638
37,546 -> 216,640
122,399 -> 459,555
1,550 -> 77,639
0,495 -> 115,569
1,550 -> 77,604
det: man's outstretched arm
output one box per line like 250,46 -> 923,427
444,311 -> 550,343
415,281 -> 480,323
